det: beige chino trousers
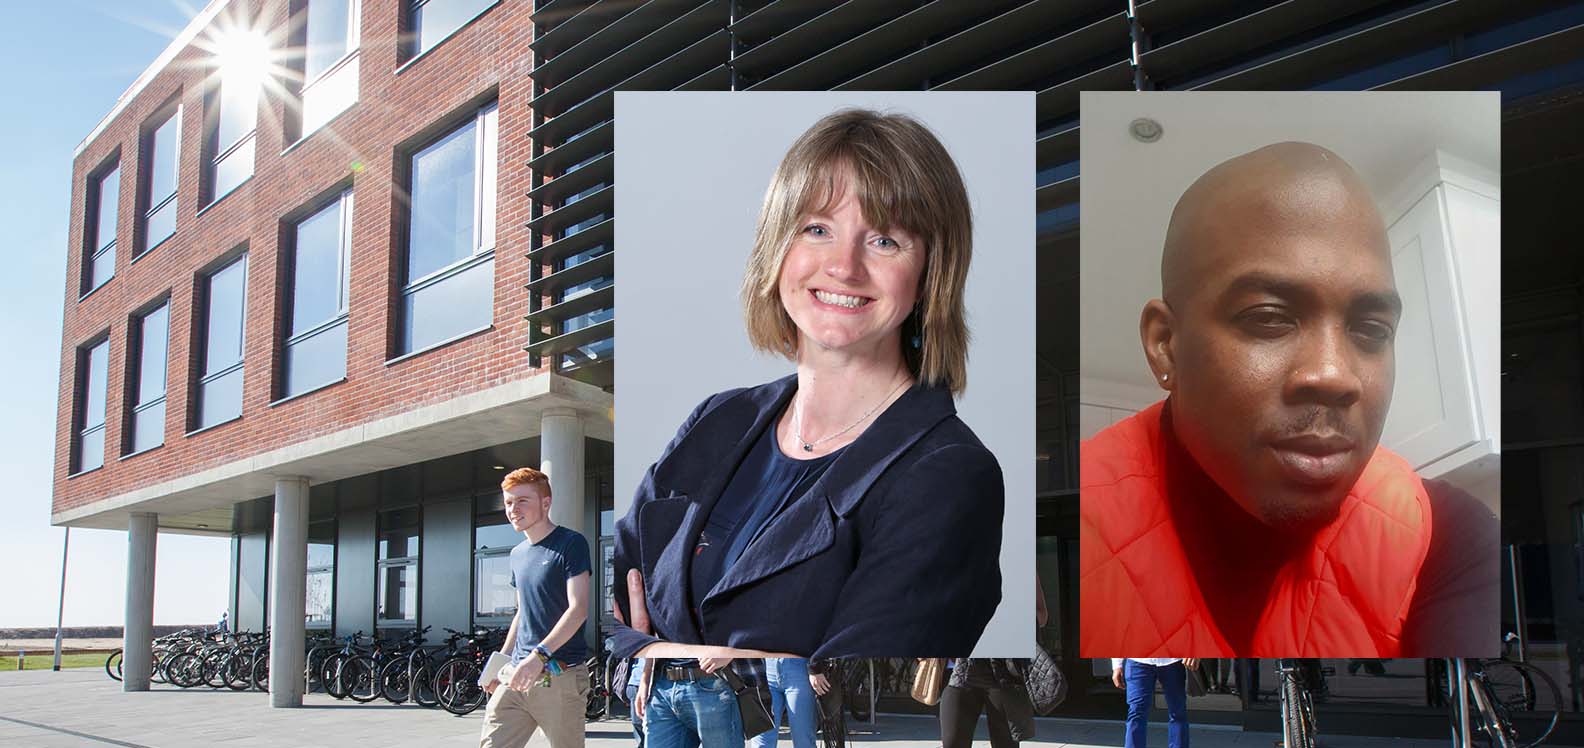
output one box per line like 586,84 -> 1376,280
479,662 -> 589,748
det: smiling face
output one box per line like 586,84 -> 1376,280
1151,143 -> 1400,533
503,482 -> 551,534
776,169 -> 926,361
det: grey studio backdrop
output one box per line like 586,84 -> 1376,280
613,91 -> 1036,657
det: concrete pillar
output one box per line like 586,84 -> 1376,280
268,476 -> 309,707
541,409 -> 586,535
123,512 -> 157,692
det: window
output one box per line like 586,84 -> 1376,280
298,0 -> 360,137
195,254 -> 248,430
306,519 -> 336,628
73,339 -> 110,473
377,507 -> 420,625
473,493 -> 519,621
206,59 -> 259,203
83,163 -> 119,294
399,103 -> 496,355
283,190 -> 352,398
556,244 -> 612,370
140,109 -> 180,253
410,0 -> 495,57
127,302 -> 169,454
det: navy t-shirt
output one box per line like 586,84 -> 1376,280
509,525 -> 592,665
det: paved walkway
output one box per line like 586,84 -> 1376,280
0,669 -> 1476,747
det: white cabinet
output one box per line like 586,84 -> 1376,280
1379,152 -> 1501,509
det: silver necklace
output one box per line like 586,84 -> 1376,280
792,375 -> 910,452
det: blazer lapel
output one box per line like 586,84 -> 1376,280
639,375 -> 797,641
704,383 -> 958,602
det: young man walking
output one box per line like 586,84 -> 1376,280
480,467 -> 592,748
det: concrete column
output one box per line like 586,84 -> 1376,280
123,512 -> 157,692
541,409 -> 586,535
268,476 -> 309,707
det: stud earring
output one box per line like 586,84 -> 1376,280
1161,372 -> 1170,383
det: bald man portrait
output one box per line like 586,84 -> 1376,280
1079,141 -> 1498,658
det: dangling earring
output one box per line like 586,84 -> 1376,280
911,334 -> 922,349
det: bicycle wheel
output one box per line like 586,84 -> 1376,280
224,653 -> 253,691
105,650 -> 123,682
1483,661 -> 1562,748
1281,675 -> 1313,748
380,658 -> 412,704
201,651 -> 229,689
412,660 -> 440,708
342,656 -> 381,703
305,648 -> 330,694
435,658 -> 486,715
150,650 -> 167,684
322,653 -> 351,700
165,651 -> 205,689
843,661 -> 873,722
251,653 -> 270,692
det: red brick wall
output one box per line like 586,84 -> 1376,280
55,0 -> 543,517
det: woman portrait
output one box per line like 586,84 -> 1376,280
607,92 -> 1035,668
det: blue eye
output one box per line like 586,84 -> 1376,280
802,225 -> 829,237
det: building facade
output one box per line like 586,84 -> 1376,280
54,0 -> 1584,738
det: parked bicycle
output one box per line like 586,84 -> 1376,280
1445,634 -> 1562,748
1277,659 -> 1324,748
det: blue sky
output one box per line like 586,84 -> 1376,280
0,2 -> 229,628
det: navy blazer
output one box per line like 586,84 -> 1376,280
609,374 -> 1004,659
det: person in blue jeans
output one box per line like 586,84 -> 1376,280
1112,658 -> 1198,748
639,658 -> 746,748
751,658 -> 819,748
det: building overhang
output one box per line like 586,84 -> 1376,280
52,373 -> 613,533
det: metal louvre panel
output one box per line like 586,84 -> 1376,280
528,121 -> 612,175
730,0 -> 923,80
529,218 -> 614,268
526,251 -> 614,297
530,0 -> 635,58
524,319 -> 614,359
527,185 -> 613,236
1377,20 -> 1584,90
531,0 -> 721,106
525,284 -> 615,327
1138,0 -> 1394,83
1177,1 -> 1535,90
528,152 -> 613,205
731,0 -> 844,45
836,0 -> 1117,90
745,0 -> 1031,90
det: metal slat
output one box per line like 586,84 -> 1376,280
529,218 -> 615,267
531,0 -> 721,115
1035,59 -> 1133,121
837,0 -> 1114,90
528,121 -> 613,175
529,30 -> 730,145
934,12 -> 1128,91
1378,21 -> 1584,91
732,0 -> 921,79
526,285 -> 615,327
1139,0 -> 1390,85
526,251 -> 615,297
1036,176 -> 1078,212
528,152 -> 614,204
532,0 -> 640,59
1036,125 -> 1079,166
731,0 -> 838,43
747,0 -> 1025,91
525,319 -> 615,358
527,186 -> 615,236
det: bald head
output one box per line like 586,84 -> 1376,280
1161,142 -> 1388,306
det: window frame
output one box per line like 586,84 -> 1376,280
82,157 -> 121,297
280,188 -> 354,400
191,252 -> 250,433
138,105 -> 182,257
375,505 -> 422,628
406,0 -> 501,61
305,516 -> 338,630
203,66 -> 259,206
293,0 -> 362,141
71,335 -> 111,475
125,298 -> 171,456
394,101 -> 498,357
471,491 -> 519,626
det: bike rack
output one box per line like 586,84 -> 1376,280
1455,658 -> 1472,748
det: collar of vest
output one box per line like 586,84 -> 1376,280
1080,400 -> 1432,657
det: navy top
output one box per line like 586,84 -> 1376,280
689,422 -> 841,616
509,525 -> 592,665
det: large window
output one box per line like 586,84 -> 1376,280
206,60 -> 259,203
83,162 -> 119,294
410,0 -> 495,57
140,109 -> 180,253
283,190 -> 352,398
557,244 -> 613,370
127,302 -> 169,454
473,493 -> 519,622
306,519 -> 336,628
73,338 -> 110,474
399,103 -> 496,355
298,0 -> 360,136
377,506 -> 420,625
195,254 -> 248,430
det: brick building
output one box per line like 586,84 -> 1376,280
54,0 -> 614,705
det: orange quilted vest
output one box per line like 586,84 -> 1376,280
1079,401 -> 1432,657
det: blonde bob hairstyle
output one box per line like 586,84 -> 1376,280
740,108 -> 974,395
